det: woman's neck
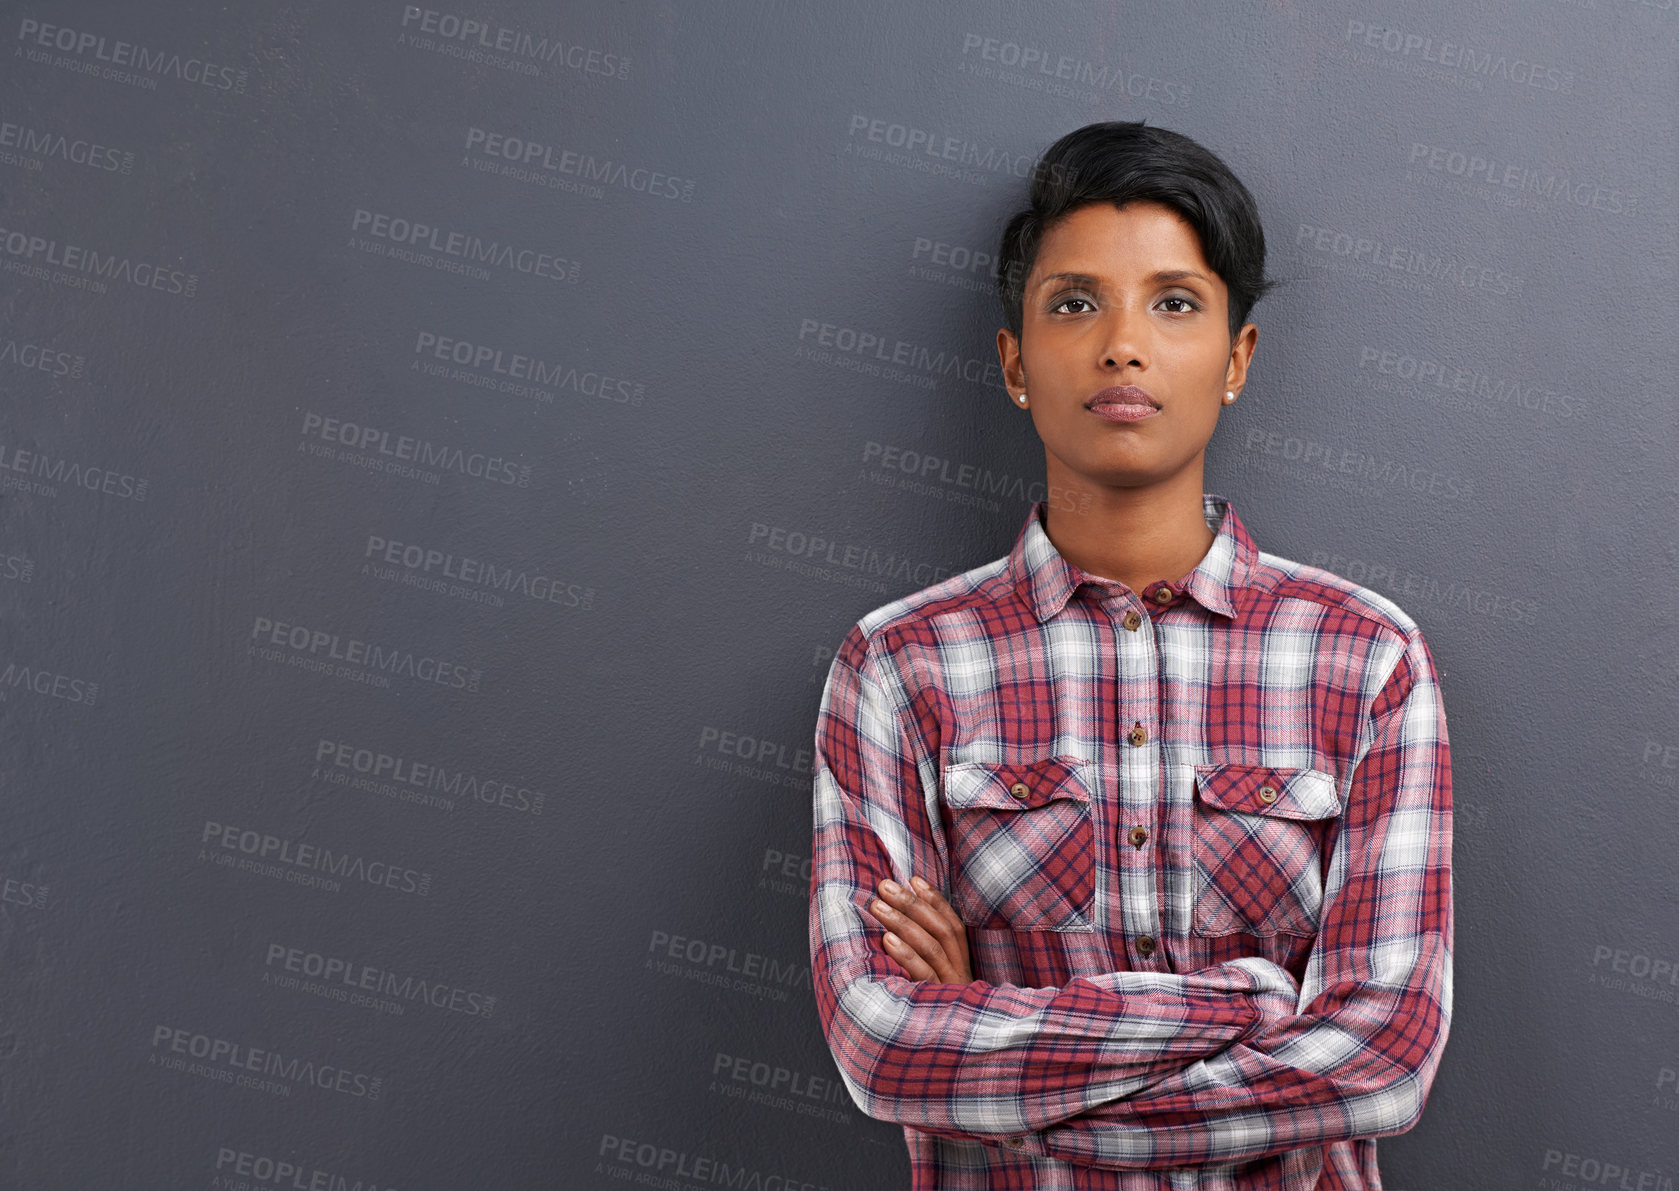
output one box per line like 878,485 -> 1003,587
1040,467 -> 1217,596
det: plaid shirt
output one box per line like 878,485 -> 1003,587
808,494 -> 1452,1190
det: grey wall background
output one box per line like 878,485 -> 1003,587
0,2 -> 1674,1188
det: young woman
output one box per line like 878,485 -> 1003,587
809,122 -> 1453,1190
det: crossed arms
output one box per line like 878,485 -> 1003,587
807,626 -> 1453,1170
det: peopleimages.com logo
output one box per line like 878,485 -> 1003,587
15,17 -> 249,93
150,1025 -> 383,1101
213,1148 -> 394,1191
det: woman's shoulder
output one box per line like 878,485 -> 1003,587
1249,546 -> 1424,645
839,550 -> 1017,658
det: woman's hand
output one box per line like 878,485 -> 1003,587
867,876 -> 974,983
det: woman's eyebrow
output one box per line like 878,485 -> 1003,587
1036,271 -> 1100,288
1146,268 -> 1212,285
1035,268 -> 1211,289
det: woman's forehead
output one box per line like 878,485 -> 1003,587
1031,204 -> 1218,288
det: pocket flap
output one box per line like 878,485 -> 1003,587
1193,764 -> 1340,821
941,755 -> 1090,811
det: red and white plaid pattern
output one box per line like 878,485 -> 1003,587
809,495 -> 1453,1189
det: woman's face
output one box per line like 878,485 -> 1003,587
997,200 -> 1257,500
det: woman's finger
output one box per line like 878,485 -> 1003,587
875,881 -> 958,965
910,875 -> 950,909
869,895 -> 950,970
910,878 -> 971,963
904,878 -> 959,931
881,932 -> 935,981
864,886 -> 937,978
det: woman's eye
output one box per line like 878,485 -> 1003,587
1160,296 -> 1199,313
1052,296 -> 1094,314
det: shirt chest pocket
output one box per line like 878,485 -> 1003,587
938,755 -> 1096,934
1190,764 -> 1341,938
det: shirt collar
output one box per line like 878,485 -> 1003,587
1009,493 -> 1256,623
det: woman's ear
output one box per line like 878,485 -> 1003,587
1223,322 -> 1258,395
997,327 -> 1026,398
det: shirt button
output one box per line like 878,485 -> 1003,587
1152,586 -> 1173,604
1009,782 -> 1030,800
1129,826 -> 1149,849
1005,1136 -> 1025,1149
1122,610 -> 1142,632
1128,724 -> 1148,747
1257,784 -> 1278,804
1136,935 -> 1156,957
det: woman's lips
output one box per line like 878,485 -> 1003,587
1086,385 -> 1161,423
1089,403 -> 1159,423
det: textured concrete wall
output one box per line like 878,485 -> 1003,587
1,2 -> 1673,1187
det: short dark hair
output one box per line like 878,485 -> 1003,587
997,121 -> 1276,340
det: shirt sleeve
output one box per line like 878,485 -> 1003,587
1022,626 -> 1455,1169
809,624 -> 1292,1140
